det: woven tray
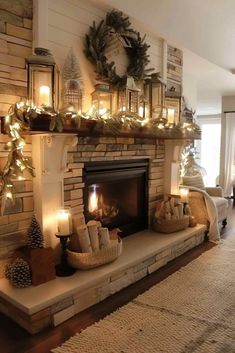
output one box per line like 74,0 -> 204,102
67,238 -> 122,270
152,215 -> 189,233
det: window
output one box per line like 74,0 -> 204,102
195,116 -> 221,186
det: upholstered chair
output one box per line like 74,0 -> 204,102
182,175 -> 229,232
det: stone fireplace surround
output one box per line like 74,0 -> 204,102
0,133 -> 206,333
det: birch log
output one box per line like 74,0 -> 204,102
77,225 -> 92,253
178,203 -> 184,219
87,220 -> 99,252
98,227 -> 111,249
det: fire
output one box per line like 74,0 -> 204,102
88,184 -> 119,220
88,185 -> 98,213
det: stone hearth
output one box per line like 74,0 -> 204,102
0,225 -> 206,334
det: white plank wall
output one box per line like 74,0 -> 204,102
48,0 -> 163,110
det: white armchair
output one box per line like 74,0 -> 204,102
182,176 -> 229,233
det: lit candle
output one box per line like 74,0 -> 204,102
57,209 -> 71,236
167,109 -> 175,124
39,85 -> 50,106
180,188 -> 189,203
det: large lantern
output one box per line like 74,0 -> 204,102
117,76 -> 140,115
91,83 -> 114,116
144,73 -> 166,120
27,47 -> 59,110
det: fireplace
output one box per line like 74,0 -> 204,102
83,159 -> 149,237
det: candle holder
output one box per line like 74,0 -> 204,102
55,234 -> 76,277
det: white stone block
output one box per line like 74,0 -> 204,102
53,304 -> 75,326
74,288 -> 98,314
110,271 -> 135,294
148,257 -> 168,274
134,268 -> 148,282
156,248 -> 172,260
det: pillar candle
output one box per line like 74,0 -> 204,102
39,85 -> 50,106
180,188 -> 189,203
57,209 -> 71,236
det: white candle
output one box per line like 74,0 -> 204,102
39,85 -> 50,106
180,188 -> 189,203
167,109 -> 175,124
57,209 -> 71,236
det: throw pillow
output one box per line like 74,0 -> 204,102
182,175 -> 205,190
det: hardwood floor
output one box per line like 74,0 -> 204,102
0,201 -> 234,353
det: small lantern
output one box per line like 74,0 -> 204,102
117,76 -> 140,114
144,73 -> 166,120
63,80 -> 83,114
91,83 -> 114,116
27,47 -> 59,110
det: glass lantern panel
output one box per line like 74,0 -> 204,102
29,65 -> 54,108
92,92 -> 112,113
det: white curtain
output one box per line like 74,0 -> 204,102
223,113 -> 235,196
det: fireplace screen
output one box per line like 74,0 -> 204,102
84,159 -> 148,237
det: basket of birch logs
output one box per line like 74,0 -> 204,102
153,196 -> 190,233
67,220 -> 122,269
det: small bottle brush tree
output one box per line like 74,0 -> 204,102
27,215 -> 44,249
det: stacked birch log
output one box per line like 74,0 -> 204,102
67,219 -> 122,269
76,221 -> 112,253
153,197 -> 194,233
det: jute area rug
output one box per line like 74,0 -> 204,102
52,237 -> 235,353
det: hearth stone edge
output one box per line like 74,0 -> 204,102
0,225 -> 206,334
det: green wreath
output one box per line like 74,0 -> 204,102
85,10 -> 153,88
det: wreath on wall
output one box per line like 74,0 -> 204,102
85,10 -> 154,88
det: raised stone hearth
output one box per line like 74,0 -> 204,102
0,225 -> 206,334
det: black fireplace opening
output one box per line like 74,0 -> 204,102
83,159 -> 149,237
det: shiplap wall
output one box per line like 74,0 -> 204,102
47,0 -> 163,110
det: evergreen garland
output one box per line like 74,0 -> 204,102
85,10 -> 154,88
27,214 -> 44,249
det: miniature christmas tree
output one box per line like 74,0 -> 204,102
62,48 -> 83,111
27,215 -> 44,249
5,258 -> 31,288
62,48 -> 83,85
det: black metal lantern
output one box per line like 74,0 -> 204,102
144,73 -> 166,120
26,48 -> 59,110
91,83 -> 114,115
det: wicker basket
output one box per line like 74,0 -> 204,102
67,238 -> 122,270
152,215 -> 189,233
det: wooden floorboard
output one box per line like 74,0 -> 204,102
0,201 -> 234,353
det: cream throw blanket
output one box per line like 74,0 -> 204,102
180,185 -> 220,242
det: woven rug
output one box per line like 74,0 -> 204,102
52,237 -> 235,353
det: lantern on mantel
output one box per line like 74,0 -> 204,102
91,83 -> 114,116
117,76 -> 140,114
144,73 -> 166,120
26,47 -> 59,110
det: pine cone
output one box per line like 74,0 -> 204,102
9,258 -> 31,288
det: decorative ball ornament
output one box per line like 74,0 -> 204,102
5,258 -> 31,288
85,10 -> 153,88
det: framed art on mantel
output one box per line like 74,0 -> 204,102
165,97 -> 181,124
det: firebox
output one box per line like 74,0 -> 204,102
83,159 -> 149,237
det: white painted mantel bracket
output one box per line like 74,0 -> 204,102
164,139 -> 191,195
31,134 -> 78,251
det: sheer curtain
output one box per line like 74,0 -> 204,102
223,113 -> 235,196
